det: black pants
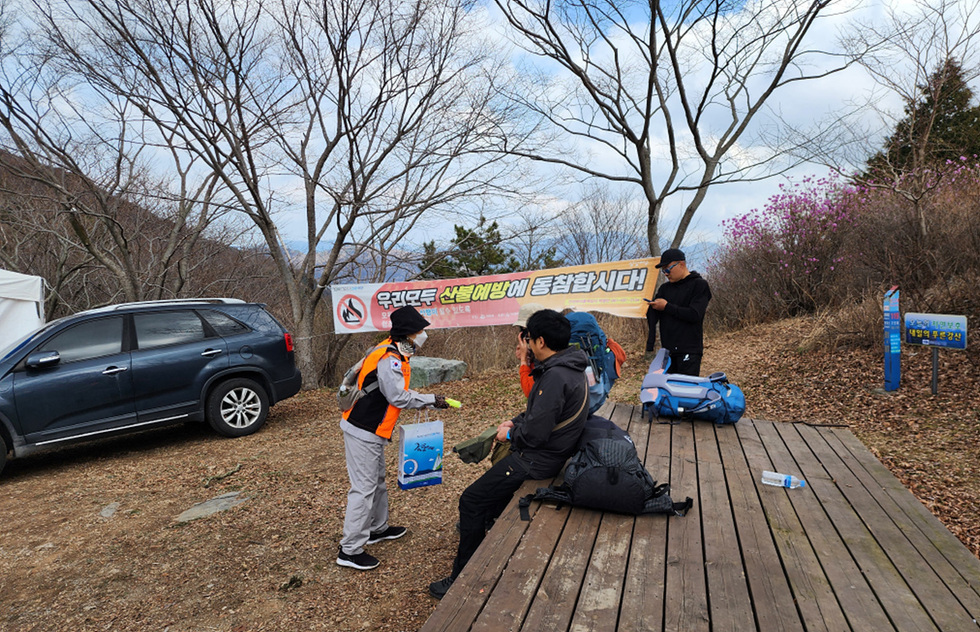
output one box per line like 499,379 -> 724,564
669,351 -> 702,377
451,452 -> 531,578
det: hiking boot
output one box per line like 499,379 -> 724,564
336,548 -> 380,571
429,576 -> 455,600
367,525 -> 407,544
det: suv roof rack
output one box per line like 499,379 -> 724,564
82,298 -> 247,314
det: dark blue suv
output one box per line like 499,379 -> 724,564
0,299 -> 302,474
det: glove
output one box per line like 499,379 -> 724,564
433,395 -> 450,409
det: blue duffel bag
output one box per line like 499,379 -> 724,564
639,350 -> 745,424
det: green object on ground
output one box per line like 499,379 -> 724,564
446,398 -> 462,408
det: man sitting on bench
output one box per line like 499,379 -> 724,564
428,309 -> 590,600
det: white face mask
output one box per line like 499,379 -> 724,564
413,330 -> 428,348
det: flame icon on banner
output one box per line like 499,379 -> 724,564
342,298 -> 364,324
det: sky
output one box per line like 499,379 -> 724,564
433,0 -> 980,262
9,0 -> 976,265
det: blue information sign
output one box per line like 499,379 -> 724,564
904,312 -> 968,350
883,287 -> 900,391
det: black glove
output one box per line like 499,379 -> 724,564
433,395 -> 450,409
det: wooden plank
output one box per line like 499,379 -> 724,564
828,427 -> 980,608
619,411 -> 673,631
624,404 -> 652,465
420,476 -> 554,632
663,420 -> 709,631
568,514 -> 635,632
715,421 -> 804,632
737,420 -> 850,631
562,401 -> 640,632
768,422 -> 909,631
798,424 -> 980,629
519,506 -> 602,631
469,500 -> 571,632
694,422 -> 755,632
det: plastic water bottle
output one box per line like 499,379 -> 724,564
584,365 -> 597,386
761,470 -> 806,489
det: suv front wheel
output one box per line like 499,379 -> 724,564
206,378 -> 269,437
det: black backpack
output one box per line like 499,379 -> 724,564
519,425 -> 693,519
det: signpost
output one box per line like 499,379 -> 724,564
883,287 -> 900,392
904,312 -> 968,394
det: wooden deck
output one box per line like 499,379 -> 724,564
421,402 -> 980,632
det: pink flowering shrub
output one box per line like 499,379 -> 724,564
707,163 -> 980,343
707,175 -> 856,329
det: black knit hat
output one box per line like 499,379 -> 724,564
390,306 -> 430,338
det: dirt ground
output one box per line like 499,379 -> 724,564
1,317 -> 977,632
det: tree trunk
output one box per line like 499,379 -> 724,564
293,316 -> 320,391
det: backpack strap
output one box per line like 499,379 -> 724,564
551,376 -> 590,434
519,486 -> 573,521
517,377 -> 590,521
345,343 -> 400,396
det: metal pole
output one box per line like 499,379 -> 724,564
932,347 -> 939,395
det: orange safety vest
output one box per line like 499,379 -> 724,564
342,339 -> 411,440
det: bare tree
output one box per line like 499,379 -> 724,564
0,3 -> 232,311
552,185 -> 648,265
502,206 -> 564,271
494,0 -> 863,256
8,0 -> 520,387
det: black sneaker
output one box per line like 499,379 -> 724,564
429,576 -> 455,600
336,548 -> 380,571
367,525 -> 407,544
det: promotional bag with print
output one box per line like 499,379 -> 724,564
397,411 -> 444,490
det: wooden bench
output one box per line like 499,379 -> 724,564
422,402 -> 980,631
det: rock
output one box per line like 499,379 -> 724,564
409,357 -> 467,388
100,502 -> 120,519
176,491 -> 247,523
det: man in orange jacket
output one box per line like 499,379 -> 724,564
337,306 -> 450,571
513,302 -> 546,397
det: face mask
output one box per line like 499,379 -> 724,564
414,330 -> 428,348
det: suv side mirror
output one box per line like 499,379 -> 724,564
26,350 -> 61,369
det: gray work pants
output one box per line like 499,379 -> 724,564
339,426 -> 389,555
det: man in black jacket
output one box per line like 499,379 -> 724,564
645,248 -> 712,376
429,309 -> 589,600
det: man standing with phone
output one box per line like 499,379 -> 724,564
645,248 -> 712,376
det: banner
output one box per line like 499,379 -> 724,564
331,258 -> 658,334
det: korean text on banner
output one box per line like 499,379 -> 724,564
397,420 -> 444,490
332,258 -> 658,334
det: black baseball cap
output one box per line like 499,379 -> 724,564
655,248 -> 686,269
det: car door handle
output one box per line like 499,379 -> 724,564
102,366 -> 128,375
201,349 -> 223,357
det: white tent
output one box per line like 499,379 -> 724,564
0,269 -> 45,350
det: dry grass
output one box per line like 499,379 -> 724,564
1,317 -> 977,631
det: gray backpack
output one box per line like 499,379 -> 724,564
337,343 -> 397,412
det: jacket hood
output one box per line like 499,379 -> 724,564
542,346 -> 590,372
676,270 -> 704,283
